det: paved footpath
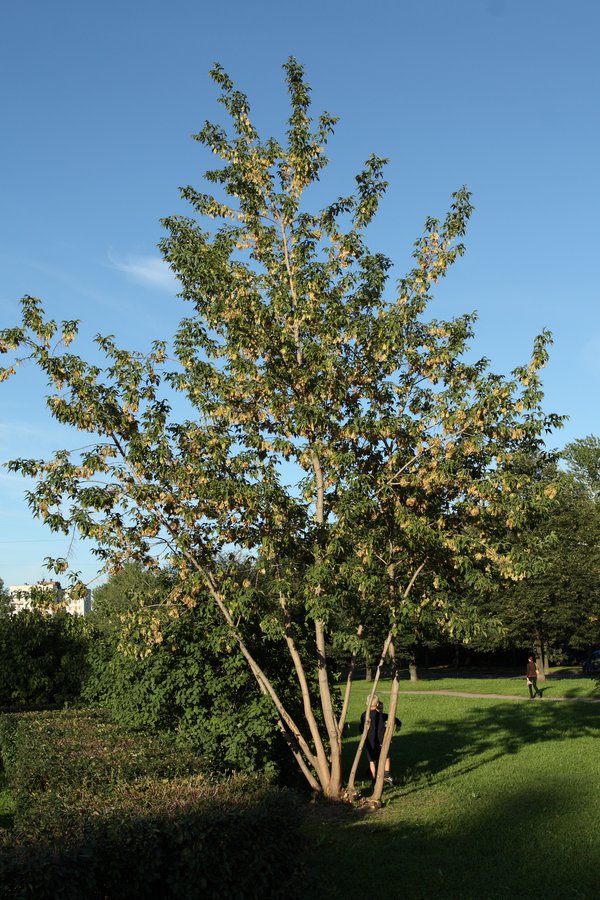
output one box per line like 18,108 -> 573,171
395,689 -> 600,703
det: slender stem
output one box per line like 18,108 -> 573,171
310,447 -> 342,795
279,594 -> 331,788
372,639 -> 400,803
346,630 -> 394,796
338,624 -> 363,734
275,719 -> 321,793
277,213 -> 303,366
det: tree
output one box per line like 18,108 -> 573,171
472,446 -> 600,672
0,60 -> 561,801
0,578 -> 12,618
0,609 -> 92,707
563,435 -> 600,500
90,562 -> 173,633
527,473 -> 600,663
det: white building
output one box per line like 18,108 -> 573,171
8,580 -> 92,616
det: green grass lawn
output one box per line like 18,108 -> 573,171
301,679 -> 600,900
380,669 -> 598,699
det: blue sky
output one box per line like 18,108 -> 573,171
1,0 -> 599,589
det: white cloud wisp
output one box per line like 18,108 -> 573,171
109,252 -> 178,292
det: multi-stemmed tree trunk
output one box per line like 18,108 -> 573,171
1,59 -> 562,802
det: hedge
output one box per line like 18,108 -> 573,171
0,708 -> 208,827
0,709 -> 303,899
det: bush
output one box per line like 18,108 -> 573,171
0,610 -> 93,708
0,775 -> 302,899
0,708 -> 206,827
83,602 -> 296,776
0,709 -> 303,899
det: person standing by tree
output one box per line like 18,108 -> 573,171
360,695 -> 401,784
526,654 -> 543,699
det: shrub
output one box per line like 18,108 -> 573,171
0,610 -> 93,708
0,775 -> 302,899
83,601 -> 299,777
0,709 -> 303,899
0,708 -> 206,827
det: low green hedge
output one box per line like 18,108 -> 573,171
0,708 -> 206,827
0,709 -> 303,899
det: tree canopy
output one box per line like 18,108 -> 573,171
0,59 -> 562,800
0,578 -> 13,618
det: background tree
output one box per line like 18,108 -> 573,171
563,435 -> 600,499
89,562 -> 173,633
0,578 -> 12,618
0,609 -> 92,708
0,60 -> 561,801
471,442 -> 600,672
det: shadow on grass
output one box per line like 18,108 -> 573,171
342,697 -> 600,790
305,703 -> 600,899
561,683 -> 600,698
302,781 -> 599,900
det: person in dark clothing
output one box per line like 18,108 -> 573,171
526,654 -> 543,698
360,695 -> 401,784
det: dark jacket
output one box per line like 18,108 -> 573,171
360,708 -> 402,756
526,660 -> 538,679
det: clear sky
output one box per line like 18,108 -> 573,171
1,0 -> 599,590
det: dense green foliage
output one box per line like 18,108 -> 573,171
88,562 -> 173,632
0,562 -> 318,779
0,580 -> 11,619
85,601 -> 285,774
0,709 -> 302,900
0,610 -> 92,708
468,443 -> 600,666
563,434 -> 600,498
85,563 -> 317,777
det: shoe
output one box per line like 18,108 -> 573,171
384,775 -> 394,785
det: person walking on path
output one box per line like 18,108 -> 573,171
360,695 -> 401,784
526,654 -> 543,699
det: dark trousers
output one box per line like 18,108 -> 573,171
528,678 -> 542,698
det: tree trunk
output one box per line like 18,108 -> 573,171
372,640 -> 400,804
346,631 -> 394,796
409,652 -> 418,682
543,644 -> 551,675
533,628 -> 546,682
311,451 -> 344,797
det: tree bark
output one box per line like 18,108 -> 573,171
338,625 -> 363,735
278,595 -> 331,790
346,631 -> 394,796
310,449 -> 343,797
409,651 -> 418,683
543,646 -> 551,675
372,640 -> 401,803
533,628 -> 546,682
